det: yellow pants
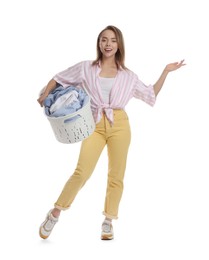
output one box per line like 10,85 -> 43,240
54,110 -> 131,219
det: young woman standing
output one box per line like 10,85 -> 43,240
37,25 -> 185,240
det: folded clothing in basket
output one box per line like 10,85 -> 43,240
44,85 -> 89,122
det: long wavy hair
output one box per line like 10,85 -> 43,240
92,25 -> 127,70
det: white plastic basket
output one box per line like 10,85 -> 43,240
45,97 -> 95,144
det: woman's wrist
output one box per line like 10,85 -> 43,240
163,67 -> 170,74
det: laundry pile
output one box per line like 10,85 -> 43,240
44,85 -> 89,122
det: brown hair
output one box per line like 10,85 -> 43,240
92,25 -> 127,70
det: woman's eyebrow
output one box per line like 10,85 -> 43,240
101,36 -> 117,40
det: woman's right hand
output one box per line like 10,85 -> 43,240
37,93 -> 48,107
37,79 -> 57,107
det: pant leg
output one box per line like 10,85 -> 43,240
54,118 -> 106,210
103,110 -> 131,219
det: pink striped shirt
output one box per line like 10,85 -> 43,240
53,60 -> 156,125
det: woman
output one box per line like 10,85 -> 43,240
37,25 -> 185,240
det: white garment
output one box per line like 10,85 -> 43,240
99,77 -> 115,104
50,90 -> 79,113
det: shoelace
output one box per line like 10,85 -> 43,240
48,213 -> 58,223
43,214 -> 58,231
48,218 -> 56,225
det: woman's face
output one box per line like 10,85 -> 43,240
99,29 -> 118,59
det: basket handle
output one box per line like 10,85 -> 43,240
64,115 -> 81,124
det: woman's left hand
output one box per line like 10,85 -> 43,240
165,59 -> 186,72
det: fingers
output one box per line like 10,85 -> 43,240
179,59 -> 186,66
173,59 -> 185,65
173,60 -> 186,69
37,98 -> 44,107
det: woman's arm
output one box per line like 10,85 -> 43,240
37,79 -> 57,107
153,60 -> 186,96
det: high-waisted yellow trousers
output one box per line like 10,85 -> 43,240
54,110 -> 131,219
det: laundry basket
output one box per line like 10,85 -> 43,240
45,96 -> 95,144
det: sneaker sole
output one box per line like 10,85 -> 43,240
101,234 -> 114,240
39,227 -> 49,239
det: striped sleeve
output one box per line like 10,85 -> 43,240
133,75 -> 156,106
53,61 -> 84,88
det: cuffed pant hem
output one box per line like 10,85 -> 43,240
54,204 -> 70,211
102,211 -> 118,220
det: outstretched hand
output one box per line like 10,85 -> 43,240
165,59 -> 186,72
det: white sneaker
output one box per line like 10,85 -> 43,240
101,220 -> 114,240
39,210 -> 59,239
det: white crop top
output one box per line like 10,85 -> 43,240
99,77 -> 115,104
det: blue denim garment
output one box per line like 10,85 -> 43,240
44,85 -> 89,121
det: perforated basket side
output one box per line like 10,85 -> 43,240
46,100 -> 95,143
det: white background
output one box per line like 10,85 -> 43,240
0,0 -> 208,259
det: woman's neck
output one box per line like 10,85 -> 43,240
99,63 -> 118,78
101,57 -> 117,69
